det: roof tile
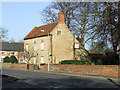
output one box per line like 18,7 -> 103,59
24,22 -> 58,40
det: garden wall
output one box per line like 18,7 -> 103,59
2,63 -> 34,70
40,64 -> 120,77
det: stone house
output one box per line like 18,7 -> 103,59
24,12 -> 88,65
0,38 -> 24,63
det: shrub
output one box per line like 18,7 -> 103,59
9,56 -> 18,63
59,60 -> 87,65
3,56 -> 10,63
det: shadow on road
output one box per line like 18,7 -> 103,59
2,74 -> 19,85
107,78 -> 120,88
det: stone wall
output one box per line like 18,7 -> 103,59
40,64 -> 120,77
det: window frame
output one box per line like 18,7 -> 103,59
57,30 -> 61,35
41,56 -> 44,63
41,40 -> 44,51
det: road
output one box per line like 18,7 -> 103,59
2,68 -> 120,88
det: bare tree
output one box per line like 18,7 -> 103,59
0,26 -> 8,40
24,50 -> 35,70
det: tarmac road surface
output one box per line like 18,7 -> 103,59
2,68 -> 120,88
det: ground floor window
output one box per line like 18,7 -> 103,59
20,57 -> 24,62
34,57 -> 37,64
41,56 -> 44,63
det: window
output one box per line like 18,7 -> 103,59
57,30 -> 61,35
26,44 -> 28,51
1,52 -> 7,55
14,52 -> 17,55
34,57 -> 37,64
11,52 -> 15,55
41,30 -> 44,32
75,57 -> 79,60
41,40 -> 44,50
75,43 -> 79,48
5,52 -> 7,54
1,52 -> 4,54
1,56 -> 5,62
41,56 -> 44,63
20,57 -> 24,62
20,52 -> 24,55
34,41 -> 37,51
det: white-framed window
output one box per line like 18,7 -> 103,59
41,30 -> 44,32
11,52 -> 14,55
41,56 -> 44,63
57,30 -> 61,35
4,52 -> 7,54
20,57 -> 24,62
20,52 -> 24,55
14,52 -> 17,55
26,44 -> 28,51
34,57 -> 37,64
1,52 -> 7,55
34,41 -> 37,51
41,40 -> 44,50
75,43 -> 79,48
1,56 -> 5,62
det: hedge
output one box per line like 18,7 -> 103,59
59,60 -> 87,65
3,56 -> 10,63
9,56 -> 18,63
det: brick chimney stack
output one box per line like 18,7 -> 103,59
58,12 -> 65,23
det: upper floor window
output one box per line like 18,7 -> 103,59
75,43 -> 79,48
11,52 -> 15,55
26,44 -> 28,51
20,52 -> 24,55
41,40 -> 44,51
57,30 -> 61,35
1,52 -> 7,55
41,30 -> 44,32
14,52 -> 17,55
34,41 -> 37,51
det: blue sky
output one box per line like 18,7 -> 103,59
2,2 -> 52,42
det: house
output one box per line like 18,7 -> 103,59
0,38 -> 24,63
24,12 -> 88,65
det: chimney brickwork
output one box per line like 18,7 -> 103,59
58,12 -> 65,23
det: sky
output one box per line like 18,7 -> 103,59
2,2 -> 52,42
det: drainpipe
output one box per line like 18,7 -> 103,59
48,33 -> 50,71
73,34 -> 75,60
51,34 -> 53,64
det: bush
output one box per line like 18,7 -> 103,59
59,60 -> 87,65
3,56 -> 10,63
9,56 -> 18,63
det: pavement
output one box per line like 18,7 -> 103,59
2,68 -> 120,88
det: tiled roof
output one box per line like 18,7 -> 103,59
24,22 -> 58,40
0,41 -> 24,52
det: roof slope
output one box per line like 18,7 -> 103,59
24,22 -> 58,40
0,41 -> 24,52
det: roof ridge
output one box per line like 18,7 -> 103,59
0,41 -> 24,43
37,21 -> 58,28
